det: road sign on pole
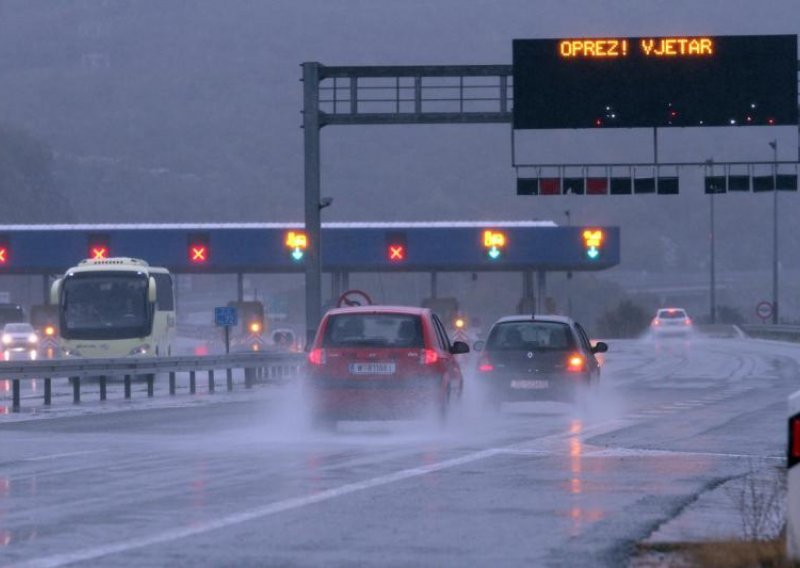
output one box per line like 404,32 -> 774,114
214,307 -> 238,354
756,301 -> 773,323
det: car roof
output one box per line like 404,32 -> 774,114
3,323 -> 32,329
489,314 -> 575,326
323,305 -> 429,317
657,307 -> 687,313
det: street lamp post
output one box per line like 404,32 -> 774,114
770,140 -> 778,324
706,159 -> 716,324
710,189 -> 716,324
564,210 -> 572,317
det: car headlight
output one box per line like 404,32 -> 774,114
28,334 -> 38,344
1,334 -> 10,345
128,344 -> 150,356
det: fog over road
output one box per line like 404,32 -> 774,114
0,335 -> 795,567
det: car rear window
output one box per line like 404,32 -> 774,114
486,321 -> 575,352
322,314 -> 424,348
657,310 -> 687,319
4,324 -> 32,333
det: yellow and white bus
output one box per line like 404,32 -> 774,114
51,258 -> 175,358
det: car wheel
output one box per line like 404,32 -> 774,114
484,394 -> 502,414
311,413 -> 337,432
575,374 -> 598,409
437,385 -> 451,427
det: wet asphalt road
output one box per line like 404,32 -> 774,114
0,336 -> 796,567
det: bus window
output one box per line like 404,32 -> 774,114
153,273 -> 174,311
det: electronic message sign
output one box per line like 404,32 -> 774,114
513,35 -> 798,130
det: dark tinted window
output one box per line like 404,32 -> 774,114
657,309 -> 687,319
432,315 -> 451,350
153,273 -> 174,311
575,323 -> 592,353
486,321 -> 575,352
323,314 -> 424,348
4,323 -> 33,333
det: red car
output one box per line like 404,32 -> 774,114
305,305 -> 469,429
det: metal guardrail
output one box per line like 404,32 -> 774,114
739,324 -> 800,342
0,352 -> 306,412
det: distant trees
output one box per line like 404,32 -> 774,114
0,123 -> 71,223
596,299 -> 652,338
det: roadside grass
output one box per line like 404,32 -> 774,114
634,464 -> 792,567
635,537 -> 796,568
684,537 -> 792,568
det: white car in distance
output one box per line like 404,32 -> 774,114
2,322 -> 39,360
651,308 -> 693,337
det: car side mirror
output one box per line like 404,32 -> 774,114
472,340 -> 485,352
50,278 -> 62,305
592,341 -> 608,354
450,341 -> 470,355
148,276 -> 157,304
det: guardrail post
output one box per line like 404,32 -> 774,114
226,368 -> 233,391
12,380 -> 20,412
72,377 -> 80,404
44,378 -> 51,406
169,372 -> 176,395
124,375 -> 132,399
147,374 -> 155,397
99,376 -> 107,401
208,370 -> 215,393
190,371 -> 196,394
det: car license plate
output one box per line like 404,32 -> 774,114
349,362 -> 396,375
510,379 -> 549,390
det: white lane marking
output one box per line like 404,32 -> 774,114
585,447 -> 784,461
9,448 -> 502,568
24,450 -> 106,462
11,418 -> 630,568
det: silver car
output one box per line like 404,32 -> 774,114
650,308 -> 693,336
2,322 -> 39,360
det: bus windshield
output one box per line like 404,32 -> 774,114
61,273 -> 151,340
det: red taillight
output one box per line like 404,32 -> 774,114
478,354 -> 494,372
308,348 -> 325,365
684,318 -> 692,325
652,319 -> 660,326
790,416 -> 800,466
567,354 -> 585,372
421,349 -> 439,365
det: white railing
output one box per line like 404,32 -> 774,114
0,352 -> 306,411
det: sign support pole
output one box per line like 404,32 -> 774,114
303,62 -> 323,348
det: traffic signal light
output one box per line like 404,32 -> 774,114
285,231 -> 307,261
188,233 -> 210,264
582,229 -> 604,260
483,230 -> 507,260
88,234 -> 110,260
385,232 -> 407,263
0,236 -> 9,266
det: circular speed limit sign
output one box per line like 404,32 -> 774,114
756,301 -> 773,322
